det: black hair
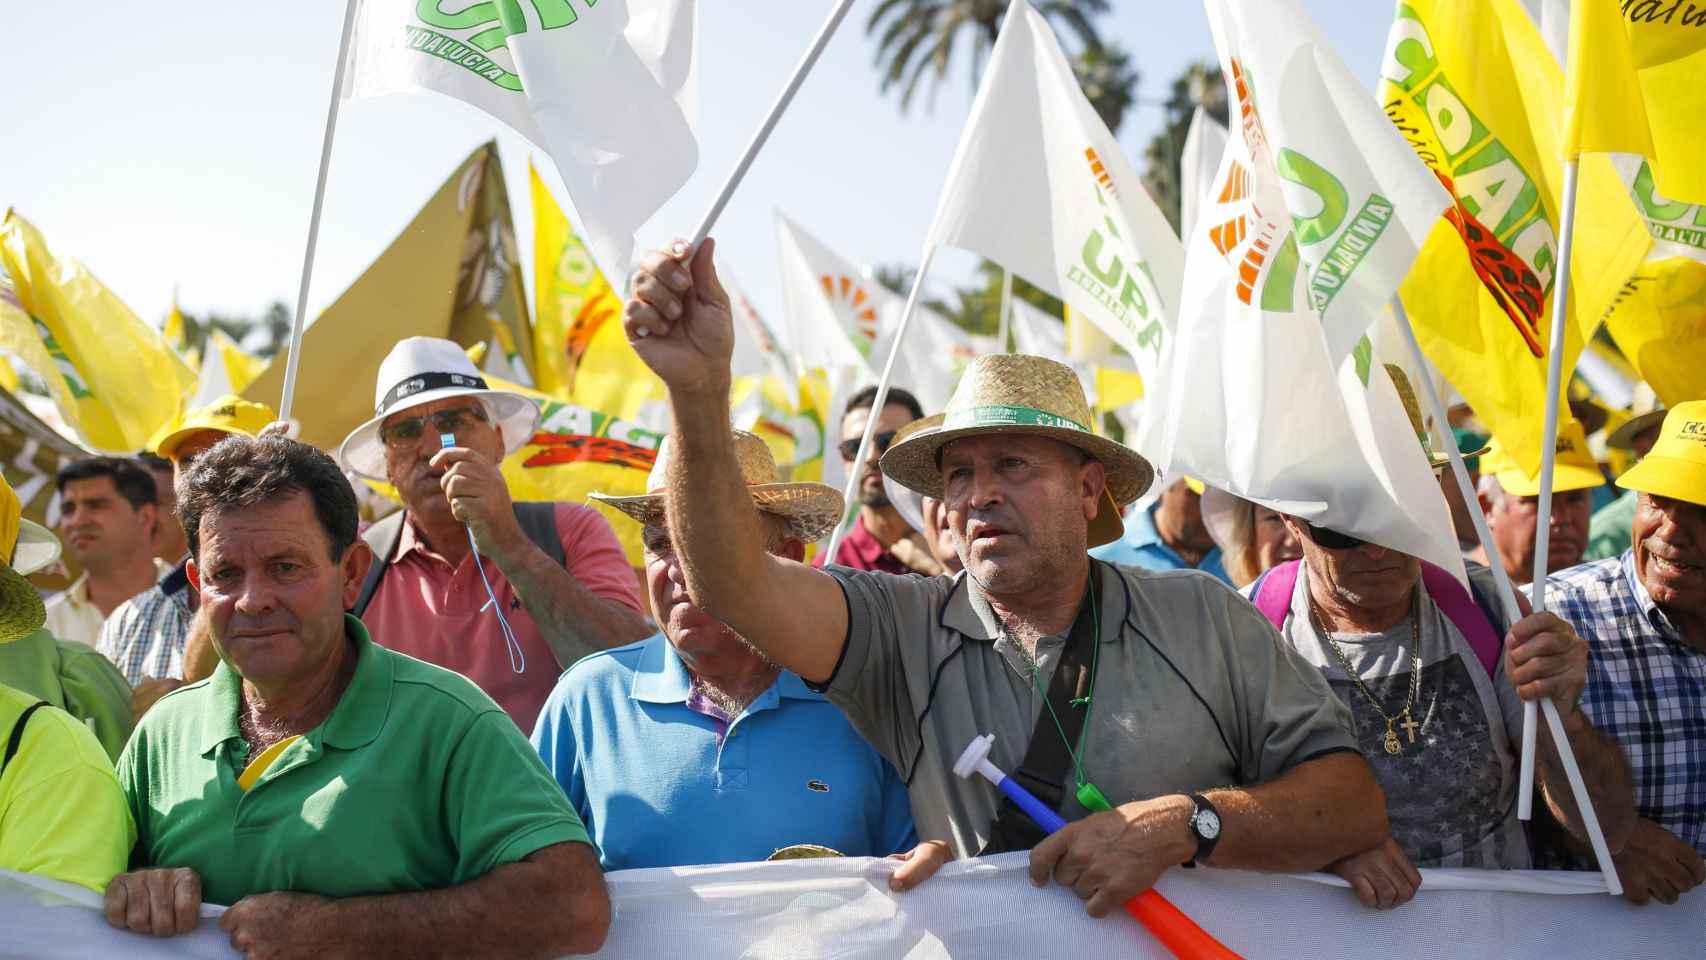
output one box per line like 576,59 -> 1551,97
843,384 -> 924,424
177,436 -> 358,562
55,458 -> 158,509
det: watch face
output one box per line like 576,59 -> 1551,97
1196,809 -> 1221,840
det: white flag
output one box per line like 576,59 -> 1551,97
1180,107 -> 1230,241
774,214 -> 884,377
1162,84 -> 1461,577
343,0 -> 697,280
722,270 -> 798,390
924,0 -> 1182,450
1010,299 -> 1070,364
1202,0 -> 1449,365
907,305 -> 997,412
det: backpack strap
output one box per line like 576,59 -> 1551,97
351,511 -> 407,618
513,502 -> 566,567
1251,559 -> 1304,630
1420,562 -> 1503,678
1,702 -> 49,776
350,504 -> 565,618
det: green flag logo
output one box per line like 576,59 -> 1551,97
410,0 -> 591,91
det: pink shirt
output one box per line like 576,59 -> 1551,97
362,502 -> 645,731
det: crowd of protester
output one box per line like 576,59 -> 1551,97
0,242 -> 1699,956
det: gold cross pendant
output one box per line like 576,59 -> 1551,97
1400,712 -> 1421,745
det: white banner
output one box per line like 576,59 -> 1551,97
9,857 -> 1699,958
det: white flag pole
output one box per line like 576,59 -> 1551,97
1393,292 -> 1619,896
998,269 -> 1014,352
279,0 -> 358,422
824,246 -> 940,561
689,0 -> 856,247
1521,159 -> 1582,821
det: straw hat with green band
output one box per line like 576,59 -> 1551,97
0,471 -> 50,645
1616,401 -> 1706,508
879,355 -> 1151,548
1607,383 -> 1667,452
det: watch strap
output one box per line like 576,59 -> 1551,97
1186,792 -> 1220,866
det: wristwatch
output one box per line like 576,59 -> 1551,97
1184,793 -> 1221,867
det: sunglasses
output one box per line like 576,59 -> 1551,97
1303,522 -> 1365,551
381,405 -> 490,450
839,430 -> 898,462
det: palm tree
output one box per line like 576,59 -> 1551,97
868,0 -> 1117,121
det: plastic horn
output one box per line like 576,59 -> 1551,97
954,735 -> 1244,960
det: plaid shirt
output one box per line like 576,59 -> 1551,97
95,562 -> 192,686
1547,552 -> 1706,858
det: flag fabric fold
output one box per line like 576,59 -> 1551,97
344,0 -> 699,280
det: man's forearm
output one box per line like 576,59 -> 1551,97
666,385 -> 772,633
303,843 -> 607,959
1539,713 -> 1636,852
1203,751 -> 1389,872
496,542 -> 654,669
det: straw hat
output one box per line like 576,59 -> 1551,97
0,472 -> 49,645
339,337 -> 540,479
149,395 -> 276,460
591,430 -> 845,542
1479,419 -> 1604,497
1385,365 -> 1488,470
1607,383 -> 1667,452
1617,401 -> 1706,508
879,355 -> 1152,546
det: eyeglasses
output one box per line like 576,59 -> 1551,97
381,405 -> 490,450
839,430 -> 898,462
1304,522 -> 1365,551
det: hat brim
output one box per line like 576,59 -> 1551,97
879,422 -> 1154,507
339,388 -> 540,480
1428,443 -> 1490,472
1617,454 -> 1706,508
590,482 -> 848,544
1607,410 -> 1668,452
0,564 -> 45,645
13,520 -> 60,577
1495,462 -> 1604,497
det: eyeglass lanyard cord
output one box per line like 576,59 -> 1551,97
1020,572 -> 1100,793
443,434 -> 526,675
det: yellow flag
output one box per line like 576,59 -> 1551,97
163,299 -> 200,371
0,210 -> 196,452
1379,0 -> 1647,474
209,329 -> 265,395
1092,367 -> 1143,413
531,162 -> 628,400
1600,257 -> 1706,407
245,142 -> 524,451
487,373 -> 662,569
1565,0 -> 1706,204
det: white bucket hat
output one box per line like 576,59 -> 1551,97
338,337 -> 540,480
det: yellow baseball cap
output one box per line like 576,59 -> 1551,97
1481,420 -> 1603,497
0,472 -> 48,645
1617,401 -> 1706,508
148,395 -> 276,460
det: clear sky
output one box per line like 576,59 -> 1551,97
1,1 -> 1397,349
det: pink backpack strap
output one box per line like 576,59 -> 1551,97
1420,562 -> 1503,678
1251,559 -> 1303,630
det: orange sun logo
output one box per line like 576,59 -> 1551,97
819,274 -> 881,347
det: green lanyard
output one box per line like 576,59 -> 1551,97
1023,573 -> 1113,814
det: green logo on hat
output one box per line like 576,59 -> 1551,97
944,405 -> 1088,434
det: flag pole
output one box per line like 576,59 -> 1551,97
278,0 -> 358,422
689,0 -> 856,247
998,268 -> 1014,352
1392,292 -> 1619,896
1521,159 -> 1582,821
824,246 -> 939,562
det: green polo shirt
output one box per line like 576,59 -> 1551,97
117,615 -> 591,907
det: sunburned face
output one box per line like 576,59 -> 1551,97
382,397 -> 507,518
1284,515 -> 1421,613
1633,493 -> 1706,623
642,520 -> 797,681
939,434 -> 1101,596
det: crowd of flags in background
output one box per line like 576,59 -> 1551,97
0,0 -> 1699,573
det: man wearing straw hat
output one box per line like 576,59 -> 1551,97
338,337 -> 651,731
624,241 -> 1388,917
1477,421 -> 1606,588
0,468 -> 133,894
533,431 -> 937,880
1545,401 -> 1706,904
1245,377 -> 1634,909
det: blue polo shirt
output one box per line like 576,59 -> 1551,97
1090,502 -> 1231,584
531,633 -> 917,870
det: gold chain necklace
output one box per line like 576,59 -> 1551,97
1308,591 -> 1424,756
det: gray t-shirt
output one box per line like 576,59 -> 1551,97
823,561 -> 1359,858
1254,564 -> 1529,869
